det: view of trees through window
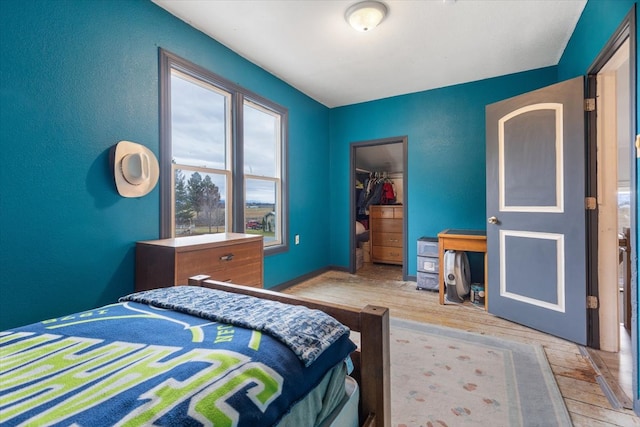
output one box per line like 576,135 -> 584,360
175,169 -> 225,235
174,168 -> 276,241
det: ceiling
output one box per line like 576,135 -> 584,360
152,0 -> 586,108
356,143 -> 404,174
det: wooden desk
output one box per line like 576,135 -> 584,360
438,229 -> 487,309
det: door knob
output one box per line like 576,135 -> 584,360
488,216 -> 498,224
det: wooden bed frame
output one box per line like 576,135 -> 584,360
188,275 -> 390,427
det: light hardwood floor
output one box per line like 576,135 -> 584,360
283,263 -> 639,427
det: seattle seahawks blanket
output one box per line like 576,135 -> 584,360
0,287 -> 356,426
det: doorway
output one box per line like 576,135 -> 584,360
593,38 -> 631,352
349,136 -> 408,279
587,13 -> 635,406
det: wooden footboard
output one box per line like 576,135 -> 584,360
188,275 -> 390,427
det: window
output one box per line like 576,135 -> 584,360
160,49 -> 287,251
243,101 -> 282,245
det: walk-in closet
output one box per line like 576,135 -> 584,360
351,138 -> 407,278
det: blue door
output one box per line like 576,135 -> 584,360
485,77 -> 586,344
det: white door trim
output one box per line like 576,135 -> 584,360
498,103 -> 564,213
499,229 -> 566,312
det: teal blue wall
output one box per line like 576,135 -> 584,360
328,68 -> 558,277
558,0 -> 639,409
0,0 -> 331,329
558,0 -> 637,80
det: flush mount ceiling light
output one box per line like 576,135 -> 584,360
345,1 -> 388,32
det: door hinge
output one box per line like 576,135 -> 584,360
585,197 -> 597,210
587,295 -> 598,309
585,98 -> 596,112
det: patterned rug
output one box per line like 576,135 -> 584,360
389,318 -> 572,427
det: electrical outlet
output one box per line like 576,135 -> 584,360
295,234 -> 300,245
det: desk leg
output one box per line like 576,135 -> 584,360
438,239 -> 445,305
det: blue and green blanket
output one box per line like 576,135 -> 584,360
0,286 -> 355,426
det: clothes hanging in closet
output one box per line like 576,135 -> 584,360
357,172 -> 396,214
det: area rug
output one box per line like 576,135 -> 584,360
389,318 -> 572,427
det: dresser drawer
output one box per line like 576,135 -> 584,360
370,205 -> 403,219
200,262 -> 263,288
370,218 -> 402,233
175,240 -> 262,285
371,206 -> 394,219
372,232 -> 403,248
372,246 -> 403,263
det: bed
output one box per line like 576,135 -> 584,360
0,276 -> 390,427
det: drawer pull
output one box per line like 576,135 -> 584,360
219,254 -> 234,261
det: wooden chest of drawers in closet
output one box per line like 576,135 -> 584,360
370,205 -> 403,265
135,233 -> 263,292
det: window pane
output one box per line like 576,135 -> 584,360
244,102 -> 278,177
245,178 -> 277,244
618,187 -> 630,231
175,168 -> 227,235
171,71 -> 229,170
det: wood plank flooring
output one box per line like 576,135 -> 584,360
587,329 -> 634,410
283,263 -> 639,427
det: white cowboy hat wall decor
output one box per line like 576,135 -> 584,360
111,141 -> 159,198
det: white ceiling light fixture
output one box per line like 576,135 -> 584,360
345,1 -> 388,32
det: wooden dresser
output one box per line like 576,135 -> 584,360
370,205 -> 403,265
135,233 -> 263,292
